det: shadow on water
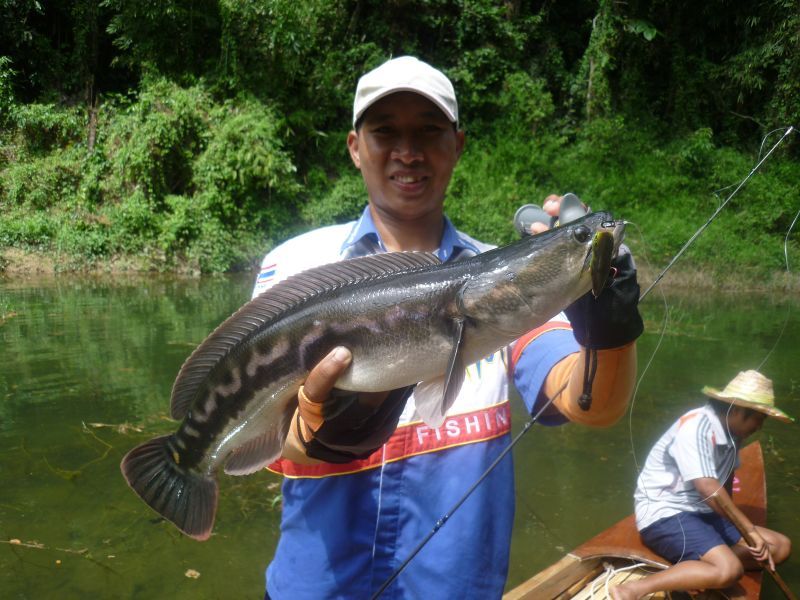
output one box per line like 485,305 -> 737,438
1,276 -> 798,598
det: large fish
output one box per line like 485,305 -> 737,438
121,212 -> 624,540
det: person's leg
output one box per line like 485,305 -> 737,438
731,526 -> 792,569
611,544 -> 743,600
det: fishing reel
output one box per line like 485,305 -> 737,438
513,193 -> 589,236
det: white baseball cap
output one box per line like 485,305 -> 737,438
352,56 -> 458,127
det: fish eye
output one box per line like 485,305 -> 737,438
572,225 -> 591,243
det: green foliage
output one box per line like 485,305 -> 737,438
12,103 -> 83,153
193,99 -> 298,227
674,128 -> 715,177
0,208 -> 57,248
106,80 -> 209,200
1,148 -> 83,209
2,1 -> 800,275
299,171 -> 365,228
0,56 -> 16,126
496,72 -> 555,135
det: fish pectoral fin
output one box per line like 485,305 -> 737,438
224,433 -> 282,476
414,318 -> 467,428
223,398 -> 295,476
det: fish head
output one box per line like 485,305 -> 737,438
510,210 -> 626,315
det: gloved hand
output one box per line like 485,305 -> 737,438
564,246 -> 644,349
300,386 -> 412,463
295,347 -> 412,463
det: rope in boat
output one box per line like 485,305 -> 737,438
587,561 -> 647,599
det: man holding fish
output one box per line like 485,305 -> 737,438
254,56 -> 644,598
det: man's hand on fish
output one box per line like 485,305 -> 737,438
293,347 -> 413,463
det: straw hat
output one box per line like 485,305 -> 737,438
702,370 -> 793,423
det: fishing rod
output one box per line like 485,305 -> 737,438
369,388 -> 562,600
371,125 -> 796,598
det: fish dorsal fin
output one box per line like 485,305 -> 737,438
170,251 -> 441,419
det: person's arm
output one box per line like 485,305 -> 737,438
694,477 -> 774,567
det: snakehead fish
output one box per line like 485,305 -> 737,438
121,212 -> 624,540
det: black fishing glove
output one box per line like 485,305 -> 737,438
300,386 -> 413,464
564,246 -> 644,349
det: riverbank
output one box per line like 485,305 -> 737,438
3,246 -> 799,294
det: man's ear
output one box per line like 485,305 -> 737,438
455,130 -> 465,160
347,131 -> 361,168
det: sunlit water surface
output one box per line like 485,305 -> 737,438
1,275 -> 798,598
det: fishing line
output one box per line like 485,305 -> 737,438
756,205 -> 800,371
369,384 -> 566,600
623,125 -> 796,564
640,125 -> 795,301
374,126 -> 795,598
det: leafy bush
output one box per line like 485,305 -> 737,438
674,128 -> 715,177
106,80 -> 210,200
1,150 -> 83,209
12,103 -> 83,154
0,56 -> 15,128
193,99 -> 299,228
497,72 -> 555,136
300,170 -> 365,228
0,209 -> 57,247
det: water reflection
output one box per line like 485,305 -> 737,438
1,276 -> 797,598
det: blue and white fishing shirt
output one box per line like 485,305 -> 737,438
253,206 -> 579,600
634,403 -> 740,531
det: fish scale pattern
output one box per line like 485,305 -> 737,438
169,251 -> 441,419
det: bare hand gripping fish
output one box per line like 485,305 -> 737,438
121,212 -> 624,540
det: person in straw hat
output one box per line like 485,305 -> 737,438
611,370 -> 793,600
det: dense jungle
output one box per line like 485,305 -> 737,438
1,1 -> 799,280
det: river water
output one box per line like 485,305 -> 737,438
1,274 -> 797,598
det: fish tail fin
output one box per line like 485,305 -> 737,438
120,434 -> 218,541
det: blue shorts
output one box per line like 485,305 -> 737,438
640,512 -> 742,563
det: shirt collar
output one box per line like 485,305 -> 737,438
340,205 -> 474,262
703,403 -> 735,446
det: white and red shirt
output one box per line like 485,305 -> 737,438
634,403 -> 740,531
254,207 -> 578,599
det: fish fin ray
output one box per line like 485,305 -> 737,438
414,318 -> 467,428
441,317 -> 467,416
120,435 -> 218,541
170,251 -> 441,419
413,376 -> 446,427
224,400 -> 294,475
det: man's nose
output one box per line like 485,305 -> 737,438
391,135 -> 423,162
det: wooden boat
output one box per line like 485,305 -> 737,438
504,441 -> 766,600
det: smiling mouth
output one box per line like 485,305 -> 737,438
392,174 -> 427,184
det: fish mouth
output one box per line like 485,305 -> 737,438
583,219 -> 626,297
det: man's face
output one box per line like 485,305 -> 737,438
728,408 -> 766,440
347,92 -> 465,223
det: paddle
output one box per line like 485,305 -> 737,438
711,490 -> 797,600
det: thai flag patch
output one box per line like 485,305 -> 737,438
256,263 -> 277,285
